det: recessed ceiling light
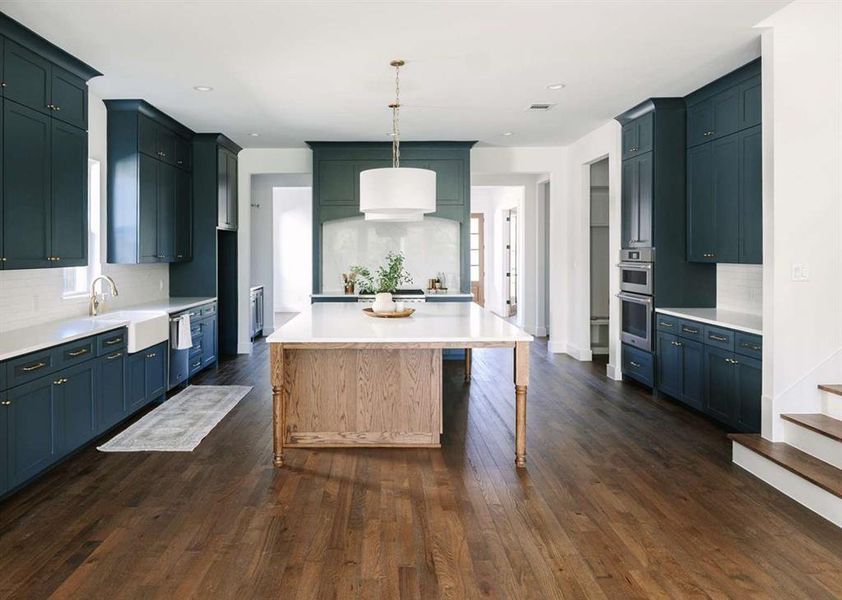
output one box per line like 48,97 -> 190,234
502,132 -> 514,136
547,83 -> 566,90
193,85 -> 213,92
250,133 -> 260,137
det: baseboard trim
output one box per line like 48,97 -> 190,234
732,441 -> 842,529
606,363 -> 622,381
237,342 -> 253,355
547,340 -> 567,354
534,326 -> 548,337
565,343 -> 592,362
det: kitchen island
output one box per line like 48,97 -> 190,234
267,302 -> 533,467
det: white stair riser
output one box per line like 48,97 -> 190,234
822,395 -> 842,420
783,420 -> 842,470
732,442 -> 842,529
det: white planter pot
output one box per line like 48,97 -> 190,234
372,292 -> 396,313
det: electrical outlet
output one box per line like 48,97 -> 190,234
791,264 -> 810,282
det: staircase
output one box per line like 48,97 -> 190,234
730,384 -> 842,527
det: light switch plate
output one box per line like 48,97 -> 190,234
791,264 -> 810,282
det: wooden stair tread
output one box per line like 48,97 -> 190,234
781,413 -> 842,442
729,433 -> 842,499
819,384 -> 842,397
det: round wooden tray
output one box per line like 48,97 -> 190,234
362,307 -> 415,318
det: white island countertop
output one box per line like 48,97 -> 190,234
268,302 -> 532,344
656,307 -> 762,336
312,291 -> 475,300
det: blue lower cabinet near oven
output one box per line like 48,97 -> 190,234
622,343 -> 654,387
655,314 -> 761,432
0,328 -> 171,499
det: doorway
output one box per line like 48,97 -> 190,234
589,158 -> 610,355
470,213 -> 485,306
506,208 -> 518,317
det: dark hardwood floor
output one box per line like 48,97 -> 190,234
2,339 -> 842,599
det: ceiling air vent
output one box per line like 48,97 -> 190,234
527,103 -> 554,111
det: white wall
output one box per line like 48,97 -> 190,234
237,148 -> 312,352
0,90 -> 169,333
757,0 -> 842,439
272,187 -> 312,314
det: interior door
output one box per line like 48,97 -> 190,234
469,213 -> 484,306
506,208 -> 517,317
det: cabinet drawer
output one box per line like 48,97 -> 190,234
201,302 -> 217,318
96,328 -> 127,356
6,348 -> 59,388
622,344 -> 654,387
59,338 -> 96,368
655,314 -> 679,333
677,320 -> 704,342
189,354 -> 204,376
735,332 -> 762,360
704,325 -> 735,350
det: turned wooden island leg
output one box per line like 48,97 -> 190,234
270,343 -> 285,467
464,348 -> 472,382
514,341 -> 529,468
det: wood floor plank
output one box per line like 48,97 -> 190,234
1,339 -> 842,598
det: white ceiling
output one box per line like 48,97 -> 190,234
0,1 -> 789,149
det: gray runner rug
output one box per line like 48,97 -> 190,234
97,385 -> 252,452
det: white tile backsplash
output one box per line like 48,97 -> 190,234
322,216 -> 460,292
717,264 -> 762,315
0,264 -> 169,334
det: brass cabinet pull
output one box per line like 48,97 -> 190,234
709,334 -> 728,342
629,361 -> 641,368
106,352 -> 123,360
740,342 -> 761,351
105,337 -> 123,345
146,352 -> 157,358
53,378 -> 67,385
68,348 -> 89,357
1,400 -> 11,406
659,321 -> 673,328
671,341 -> 683,347
21,361 -> 47,372
682,327 -> 699,334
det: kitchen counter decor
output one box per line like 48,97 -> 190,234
363,307 -> 415,318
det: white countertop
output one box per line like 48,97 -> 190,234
267,302 -> 532,344
0,297 -> 216,363
656,307 -> 762,336
313,292 -> 475,299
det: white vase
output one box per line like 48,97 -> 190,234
372,292 -> 396,313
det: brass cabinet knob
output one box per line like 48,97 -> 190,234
1,400 -> 11,406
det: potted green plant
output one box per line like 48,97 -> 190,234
371,252 -> 412,313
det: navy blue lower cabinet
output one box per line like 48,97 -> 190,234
704,346 -> 736,426
7,376 -> 58,487
735,355 -> 762,432
201,317 -> 216,367
145,342 -> 167,401
622,344 -> 654,387
680,338 -> 704,411
126,351 -> 148,412
97,349 -> 127,432
656,332 -> 682,398
56,360 -> 97,452
0,401 -> 8,496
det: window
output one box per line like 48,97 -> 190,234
63,159 -> 101,297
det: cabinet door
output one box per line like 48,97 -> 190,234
739,76 -> 761,130
50,66 -> 87,130
0,98 -> 4,268
137,113 -> 158,158
97,350 -> 127,432
704,346 -> 735,425
3,101 -> 51,269
635,152 -> 653,248
7,377 -> 57,486
687,100 -> 714,147
4,40 -> 51,115
734,355 -> 762,432
621,159 -> 637,249
174,136 -> 191,170
712,134 -> 740,263
319,160 -> 356,205
656,332 -> 682,399
156,126 -> 176,166
174,169 -> 191,261
0,401 -> 7,495
202,316 -> 217,366
217,147 -> 229,227
428,159 -> 463,205
156,162 -> 176,261
738,126 -> 762,264
144,343 -> 166,401
226,151 -> 238,230
680,339 -> 704,411
126,352 -> 147,412
57,361 -> 96,452
712,87 -> 740,141
621,122 -> 638,160
50,120 -> 88,267
138,153 -> 159,262
687,144 -> 715,262
635,112 -> 653,156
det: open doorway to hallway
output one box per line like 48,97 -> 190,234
589,158 -> 610,356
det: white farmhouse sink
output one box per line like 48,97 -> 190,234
94,310 -> 169,353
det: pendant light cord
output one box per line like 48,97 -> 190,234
391,62 -> 401,168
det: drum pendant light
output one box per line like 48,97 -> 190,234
359,60 -> 436,221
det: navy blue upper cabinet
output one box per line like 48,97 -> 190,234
3,101 -> 52,270
49,66 -> 87,130
318,160 -> 356,206
685,60 -> 761,265
621,152 -> 653,248
428,159 -> 465,205
216,146 -> 239,230
621,111 -> 653,160
50,119 -> 88,267
105,100 -> 193,264
3,40 -> 51,115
